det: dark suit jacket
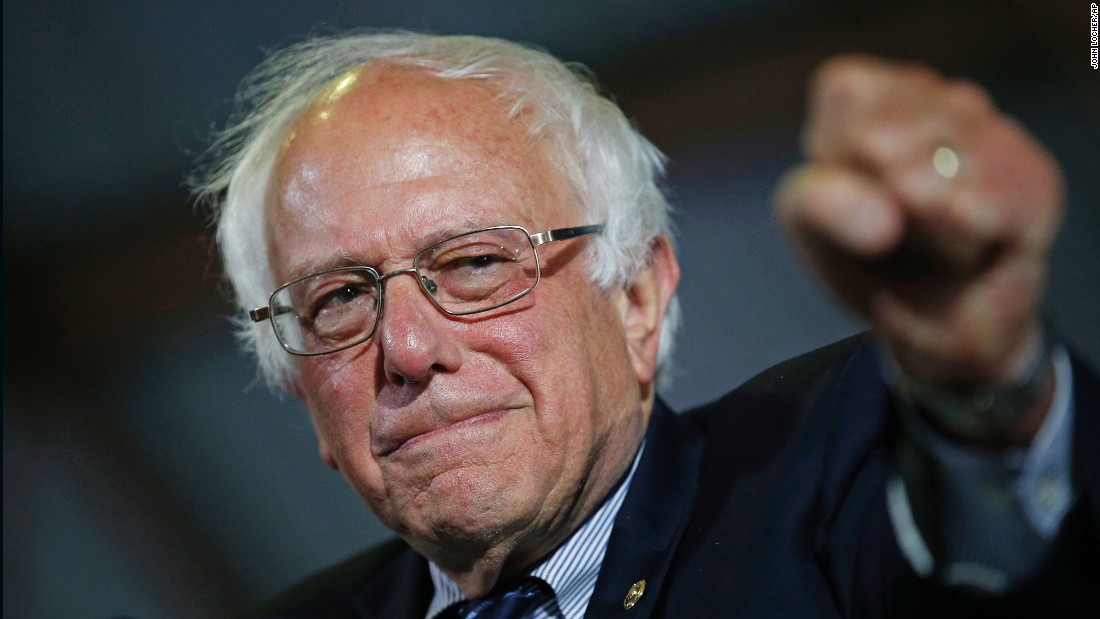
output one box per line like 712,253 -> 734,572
247,336 -> 1100,618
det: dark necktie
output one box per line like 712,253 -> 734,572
438,577 -> 552,619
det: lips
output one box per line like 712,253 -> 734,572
371,394 -> 526,457
396,408 -> 513,454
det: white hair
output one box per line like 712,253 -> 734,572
192,31 -> 680,391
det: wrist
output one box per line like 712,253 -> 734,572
889,330 -> 1056,445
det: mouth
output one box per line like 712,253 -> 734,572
378,407 -> 516,457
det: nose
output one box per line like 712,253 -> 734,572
376,271 -> 462,385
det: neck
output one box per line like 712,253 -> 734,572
428,544 -> 530,597
419,441 -> 646,597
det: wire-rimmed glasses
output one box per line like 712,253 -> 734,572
249,224 -> 604,355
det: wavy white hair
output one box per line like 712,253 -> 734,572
192,31 -> 680,391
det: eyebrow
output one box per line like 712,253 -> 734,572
285,251 -> 363,283
415,214 -> 499,246
281,218 -> 512,282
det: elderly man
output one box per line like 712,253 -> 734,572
195,33 -> 1098,617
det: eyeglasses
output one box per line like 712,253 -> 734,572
249,224 -> 604,356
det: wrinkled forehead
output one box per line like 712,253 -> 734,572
274,62 -> 574,205
267,64 -> 576,257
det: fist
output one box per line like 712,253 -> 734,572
775,55 -> 1064,385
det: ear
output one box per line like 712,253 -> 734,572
620,236 -> 680,387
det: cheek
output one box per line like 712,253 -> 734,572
298,354 -> 384,480
500,278 -> 636,444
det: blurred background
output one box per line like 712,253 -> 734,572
4,1 -> 1098,617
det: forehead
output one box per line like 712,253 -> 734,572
266,64 -> 575,280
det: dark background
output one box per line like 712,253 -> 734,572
5,1 -> 1098,617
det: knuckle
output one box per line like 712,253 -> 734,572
943,79 -> 993,116
812,54 -> 878,100
813,54 -> 863,85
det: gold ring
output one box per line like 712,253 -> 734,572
932,145 -> 962,180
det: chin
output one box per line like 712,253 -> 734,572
383,464 -> 544,550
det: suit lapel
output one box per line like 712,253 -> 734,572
584,399 -> 704,619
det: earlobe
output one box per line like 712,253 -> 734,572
622,236 -> 680,386
287,377 -> 305,401
320,443 -> 339,470
286,377 -> 339,470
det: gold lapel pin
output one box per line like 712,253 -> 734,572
623,579 -> 646,609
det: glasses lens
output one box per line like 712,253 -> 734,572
271,267 -> 381,354
416,227 -> 538,314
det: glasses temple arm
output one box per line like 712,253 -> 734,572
249,304 -> 296,322
529,224 -> 604,247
